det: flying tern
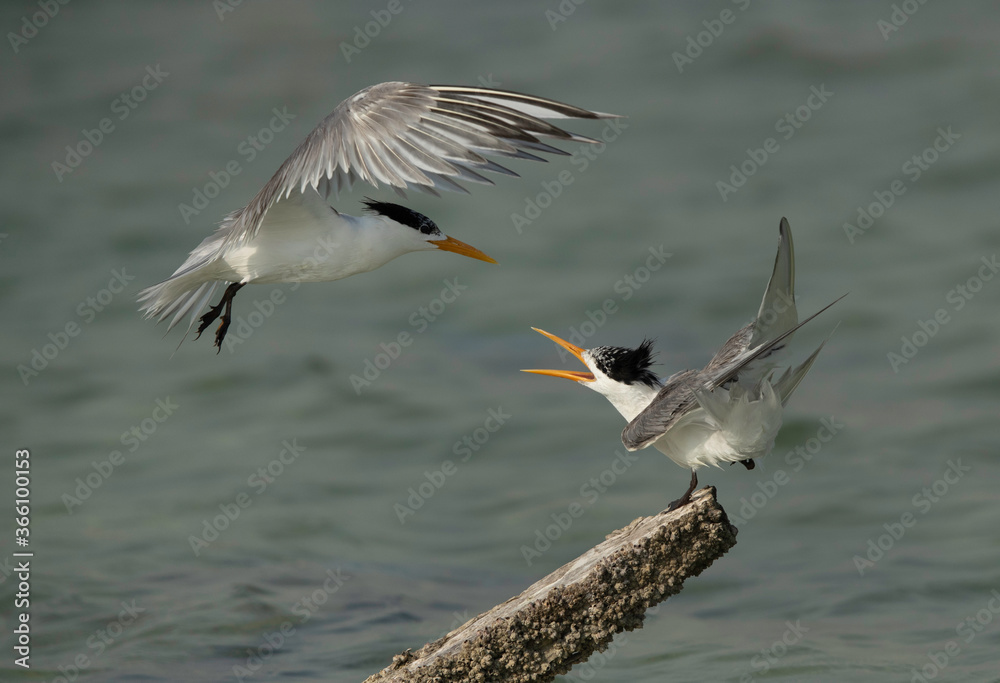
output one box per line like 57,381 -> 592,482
139,82 -> 616,351
524,218 -> 843,509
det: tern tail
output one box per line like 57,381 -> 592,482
773,323 -> 840,405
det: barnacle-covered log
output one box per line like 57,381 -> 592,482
365,486 -> 737,683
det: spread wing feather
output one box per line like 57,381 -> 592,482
217,82 -> 618,249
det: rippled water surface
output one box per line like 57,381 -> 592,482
2,2 -> 999,681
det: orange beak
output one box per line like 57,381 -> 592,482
431,235 -> 497,264
521,327 -> 595,382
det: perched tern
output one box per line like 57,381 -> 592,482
139,82 -> 616,351
524,218 -> 844,509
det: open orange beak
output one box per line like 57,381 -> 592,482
521,327 -> 595,382
431,235 -> 497,264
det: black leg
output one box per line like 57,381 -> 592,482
194,283 -> 245,352
667,469 -> 698,512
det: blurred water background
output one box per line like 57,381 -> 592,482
2,1 -> 999,681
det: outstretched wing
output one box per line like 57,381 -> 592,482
704,295 -> 847,391
704,217 -> 797,378
221,82 -> 618,248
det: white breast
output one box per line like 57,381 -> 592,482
219,194 -> 418,284
651,381 -> 784,469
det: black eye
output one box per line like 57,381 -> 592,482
415,216 -> 438,235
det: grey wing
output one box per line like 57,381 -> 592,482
703,217 -> 796,374
704,294 -> 847,391
621,369 -> 701,451
705,322 -> 753,374
221,81 -> 618,248
749,217 -> 797,347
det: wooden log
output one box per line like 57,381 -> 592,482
364,486 -> 738,683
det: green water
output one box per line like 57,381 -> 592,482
2,2 -> 999,681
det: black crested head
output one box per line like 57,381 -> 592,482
589,339 -> 660,388
362,198 -> 440,236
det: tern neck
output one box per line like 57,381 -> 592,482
590,379 -> 661,423
342,213 -> 435,264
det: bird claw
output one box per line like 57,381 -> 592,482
195,300 -> 226,339
214,317 -> 231,353
665,496 -> 688,513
